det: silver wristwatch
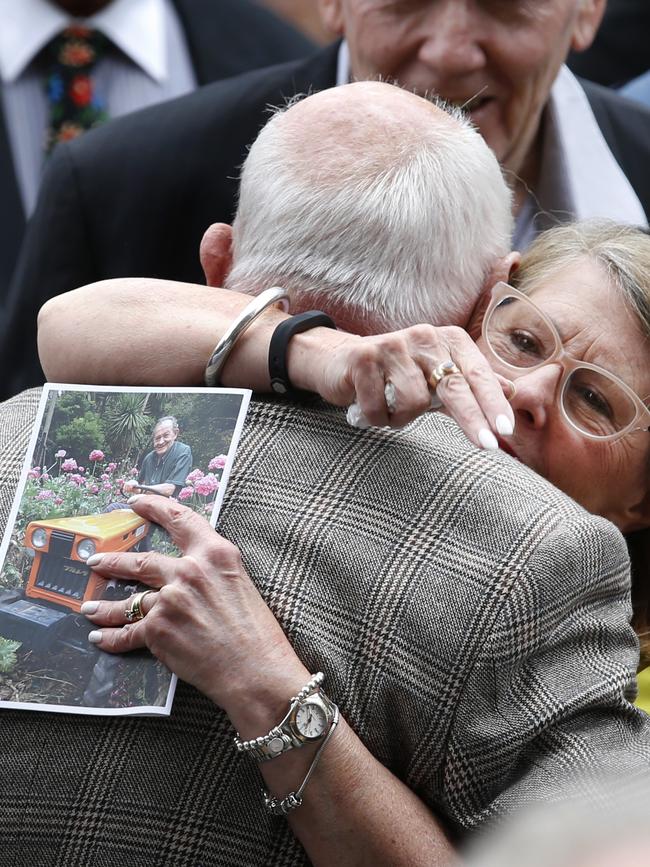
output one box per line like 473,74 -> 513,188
237,688 -> 338,762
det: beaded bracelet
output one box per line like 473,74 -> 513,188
234,673 -> 325,761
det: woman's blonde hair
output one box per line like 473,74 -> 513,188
513,220 -> 650,666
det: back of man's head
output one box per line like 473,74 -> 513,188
225,81 -> 513,332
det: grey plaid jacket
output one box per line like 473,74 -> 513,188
1,388 -> 649,867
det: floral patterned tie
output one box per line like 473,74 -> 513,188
44,27 -> 109,154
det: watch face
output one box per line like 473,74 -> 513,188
295,700 -> 328,739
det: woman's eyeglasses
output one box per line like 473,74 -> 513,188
482,282 -> 650,442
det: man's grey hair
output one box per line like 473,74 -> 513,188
154,415 -> 179,433
225,93 -> 513,330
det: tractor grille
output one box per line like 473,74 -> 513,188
49,530 -> 74,559
34,532 -> 89,599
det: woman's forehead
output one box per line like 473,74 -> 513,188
525,259 -> 650,384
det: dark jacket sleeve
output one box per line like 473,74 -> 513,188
1,145 -> 93,400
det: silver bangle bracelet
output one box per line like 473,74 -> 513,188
203,287 -> 290,387
262,705 -> 340,816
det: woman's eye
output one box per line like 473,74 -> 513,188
509,329 -> 541,356
577,386 -> 613,419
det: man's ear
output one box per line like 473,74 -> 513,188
200,223 -> 234,287
316,0 -> 345,36
570,0 -> 606,53
485,250 -> 520,288
466,252 -> 520,339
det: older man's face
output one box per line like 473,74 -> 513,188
320,0 -> 604,175
152,423 -> 177,456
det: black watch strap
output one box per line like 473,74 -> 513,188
269,311 -> 336,400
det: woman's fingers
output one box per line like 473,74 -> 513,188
126,495 -> 218,554
81,589 -> 157,626
432,328 -> 515,447
343,325 -> 516,446
86,548 -> 171,588
87,621 -> 147,653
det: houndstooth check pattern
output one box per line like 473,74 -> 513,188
0,389 -> 649,866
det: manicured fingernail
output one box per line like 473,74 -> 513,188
478,428 -> 499,450
80,601 -> 100,615
127,495 -> 141,504
495,414 -> 514,436
88,630 -> 103,644
86,554 -> 104,567
502,379 -> 517,400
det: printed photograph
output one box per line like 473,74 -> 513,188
0,385 -> 249,715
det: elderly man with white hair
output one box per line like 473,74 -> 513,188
40,82 -> 517,447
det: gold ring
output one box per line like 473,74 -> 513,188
429,360 -> 462,391
124,590 -> 154,622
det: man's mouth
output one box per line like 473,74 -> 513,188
445,94 -> 494,118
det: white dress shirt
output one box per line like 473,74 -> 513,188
0,0 -> 196,216
336,42 -> 647,250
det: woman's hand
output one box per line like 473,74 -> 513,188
289,324 -> 515,449
81,495 -> 309,723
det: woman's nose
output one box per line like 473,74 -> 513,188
509,363 -> 563,429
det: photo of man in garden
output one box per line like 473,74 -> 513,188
122,415 -> 192,499
0,386 -> 248,713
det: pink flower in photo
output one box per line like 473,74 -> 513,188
69,474 -> 84,486
41,473 -> 50,481
178,486 -> 194,501
27,468 -> 40,480
101,473 -> 110,481
55,449 -> 66,459
37,490 -> 54,500
54,497 -> 63,505
89,484 -> 99,494
78,466 -> 85,473
130,468 -> 139,477
102,482 -> 112,490
61,458 -> 78,472
116,478 -> 124,487
186,468 -> 204,484
89,449 -> 104,462
208,455 -> 227,471
106,462 -> 117,472
193,473 -> 219,497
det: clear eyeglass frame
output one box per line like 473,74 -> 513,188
481,282 -> 650,442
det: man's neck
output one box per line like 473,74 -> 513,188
511,125 -> 544,217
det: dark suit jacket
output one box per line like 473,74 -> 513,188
4,45 -> 650,400
1,388 -> 649,864
568,0 -> 650,87
0,0 -> 313,301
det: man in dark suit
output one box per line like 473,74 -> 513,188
4,0 -> 650,401
0,0 -> 313,303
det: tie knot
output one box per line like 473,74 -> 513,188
47,26 -> 107,71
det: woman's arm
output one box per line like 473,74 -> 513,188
81,495 -> 457,867
38,278 -> 514,447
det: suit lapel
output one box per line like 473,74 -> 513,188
0,105 -> 25,298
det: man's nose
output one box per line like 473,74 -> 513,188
417,1 -> 486,78
509,364 -> 563,430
